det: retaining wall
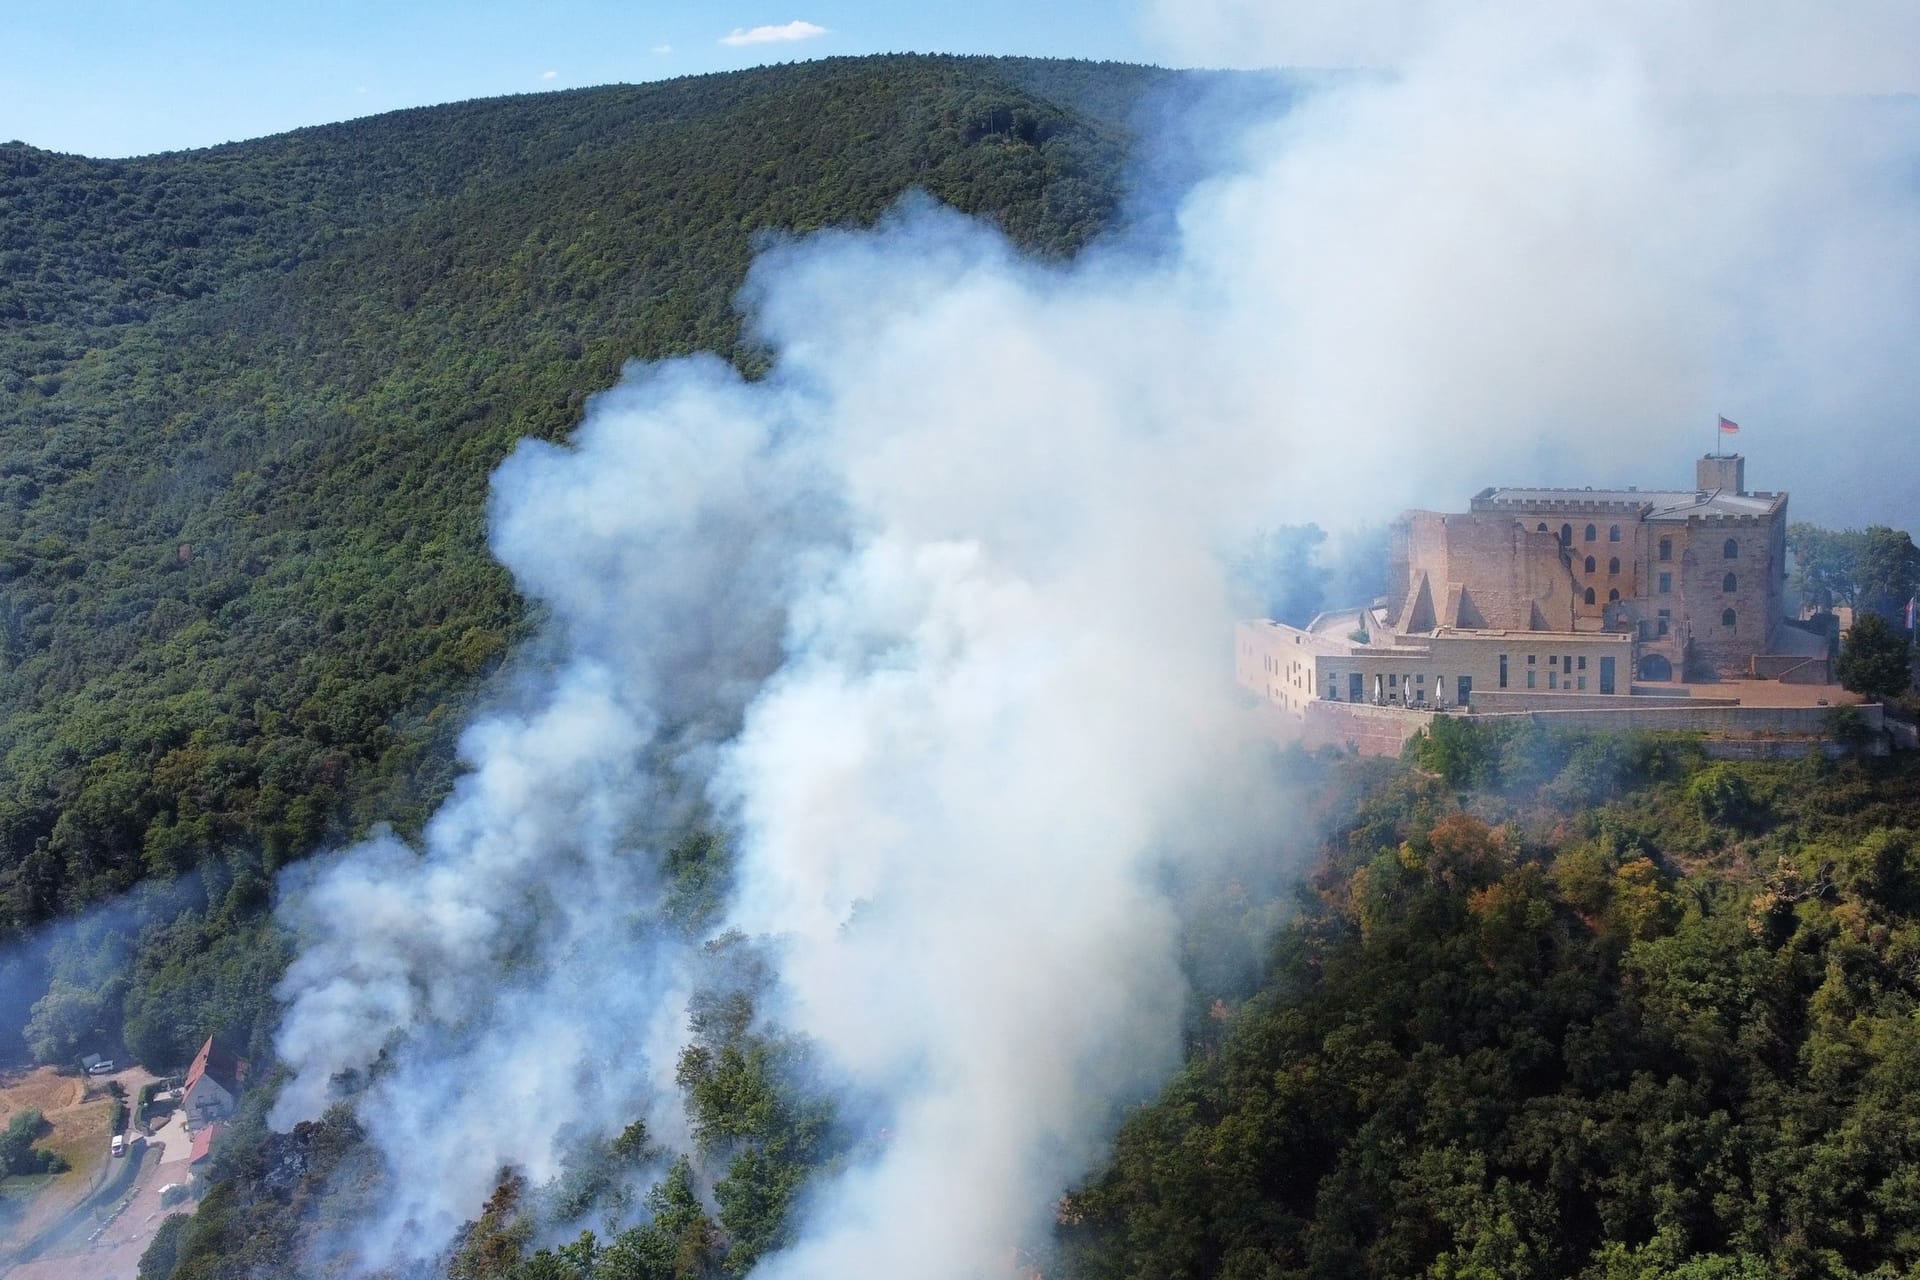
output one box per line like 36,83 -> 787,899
1302,701 -> 1434,756
1467,690 -> 1737,714
1750,654 -> 1832,684
1476,703 -> 1881,736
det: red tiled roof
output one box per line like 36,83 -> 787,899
189,1122 -> 224,1164
183,1037 -> 249,1096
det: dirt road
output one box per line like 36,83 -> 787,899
0,1065 -> 187,1280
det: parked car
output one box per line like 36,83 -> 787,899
110,1134 -> 125,1157
87,1059 -> 116,1075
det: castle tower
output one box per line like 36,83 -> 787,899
1697,453 -> 1745,495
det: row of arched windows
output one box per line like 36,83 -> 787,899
1549,522 -> 1629,544
1579,575 -> 1739,607
1536,523 -> 1743,559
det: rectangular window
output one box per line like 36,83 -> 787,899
1577,656 -> 1587,670
1578,676 -> 1587,690
1549,671 -> 1559,690
1527,671 -> 1537,689
1659,538 -> 1672,562
1659,572 -> 1671,593
1498,654 -> 1508,688
1527,654 -> 1536,664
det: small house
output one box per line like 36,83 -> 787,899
182,1037 -> 249,1128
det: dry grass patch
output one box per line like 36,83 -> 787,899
0,1069 -> 118,1254
0,1070 -> 83,1122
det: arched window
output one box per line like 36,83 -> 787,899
1608,556 -> 1620,575
1584,587 -> 1596,605
1537,522 -> 1549,533
1561,523 -> 1573,545
1585,523 -> 1597,541
1723,572 -> 1737,592
1724,537 -> 1739,559
1608,588 -> 1620,602
1585,555 -> 1596,573
1722,608 -> 1737,628
1609,524 -> 1621,542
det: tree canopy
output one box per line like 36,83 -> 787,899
1838,611 -> 1913,701
1789,523 -> 1920,617
0,54 -> 1193,1071
1059,727 -> 1920,1280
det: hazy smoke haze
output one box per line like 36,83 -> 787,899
269,3 -> 1920,1273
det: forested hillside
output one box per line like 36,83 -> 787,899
1060,726 -> 1920,1280
18,52 -> 1920,1280
143,725 -> 1920,1280
0,55 -> 1189,1070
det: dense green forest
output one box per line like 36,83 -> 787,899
0,54 -> 1200,1073
1058,727 -> 1920,1280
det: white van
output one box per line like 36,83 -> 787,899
110,1134 -> 125,1158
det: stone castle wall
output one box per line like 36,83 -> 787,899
1389,512 -> 1575,632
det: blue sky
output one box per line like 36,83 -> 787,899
1,1 -> 1164,158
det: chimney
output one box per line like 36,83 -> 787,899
1696,453 -> 1744,495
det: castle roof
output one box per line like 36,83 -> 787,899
1473,486 -> 1785,520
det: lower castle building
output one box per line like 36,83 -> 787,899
1237,454 -> 1834,732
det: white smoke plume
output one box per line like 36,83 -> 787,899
270,359 -> 832,1254
270,3 -> 1920,1274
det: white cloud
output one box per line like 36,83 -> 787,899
651,43 -> 673,54
719,19 -> 829,47
540,69 -> 558,80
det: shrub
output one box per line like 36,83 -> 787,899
1827,703 -> 1871,748
0,1109 -> 64,1176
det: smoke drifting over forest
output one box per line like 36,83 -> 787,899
270,4 -> 1920,1274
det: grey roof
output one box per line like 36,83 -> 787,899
1476,487 -> 1784,520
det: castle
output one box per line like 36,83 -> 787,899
1237,454 -> 1837,739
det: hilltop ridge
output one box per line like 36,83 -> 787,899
0,53 -> 1208,1062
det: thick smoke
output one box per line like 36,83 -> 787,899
271,4 -> 1920,1274
271,359 -> 830,1254
1148,0 -> 1920,525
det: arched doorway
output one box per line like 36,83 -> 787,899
1637,653 -> 1673,682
